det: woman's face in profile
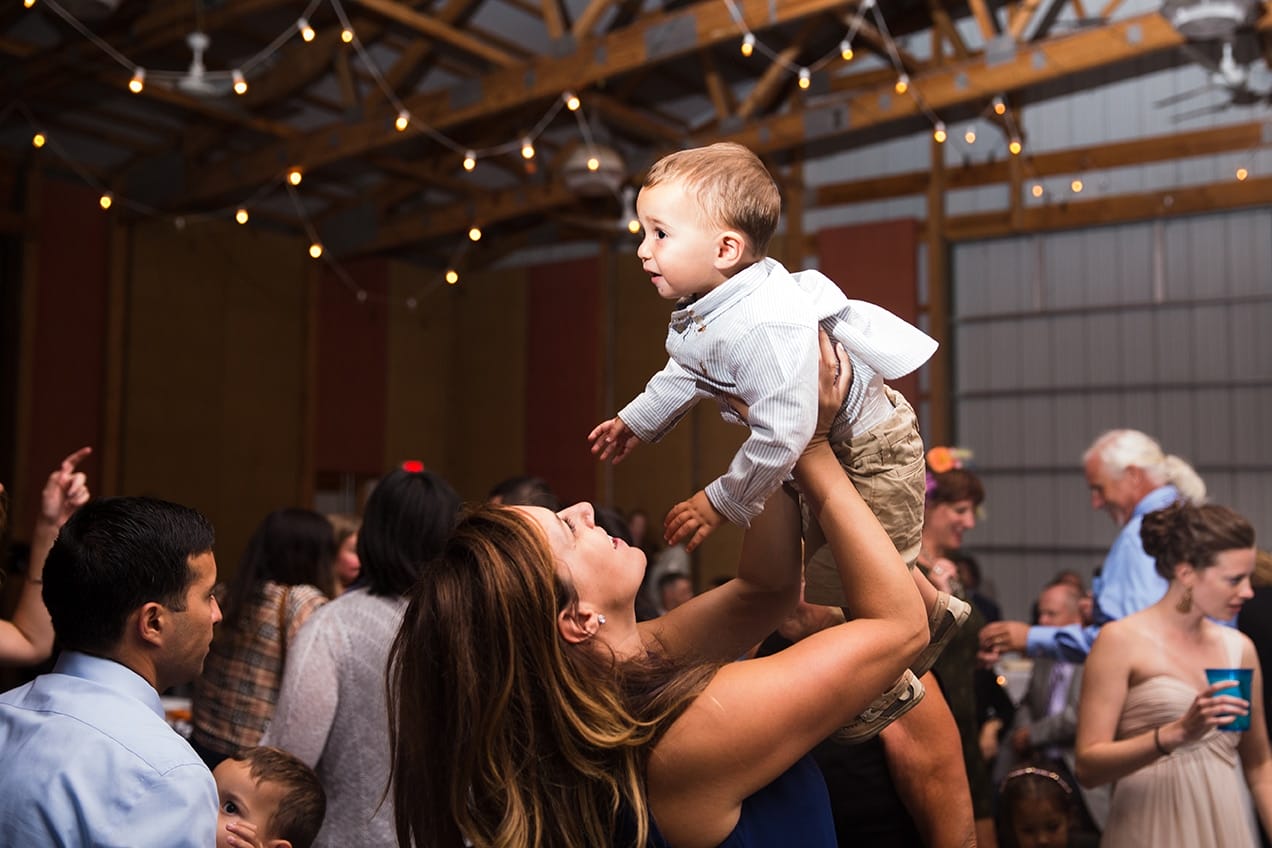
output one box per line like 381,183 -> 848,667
1191,546 -> 1256,621
925,498 -> 977,554
520,503 -> 646,615
335,533 -> 361,587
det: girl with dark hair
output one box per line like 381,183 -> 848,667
386,334 -> 929,848
1076,501 -> 1272,846
192,508 -> 335,767
264,466 -> 460,848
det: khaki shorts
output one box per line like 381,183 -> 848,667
803,386 -> 925,608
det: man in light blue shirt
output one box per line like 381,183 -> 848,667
0,496 -> 223,847
980,430 -> 1206,663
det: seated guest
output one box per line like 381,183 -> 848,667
0,496 -> 222,846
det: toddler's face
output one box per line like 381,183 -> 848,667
213,758 -> 285,848
635,181 -> 727,301
1010,797 -> 1069,848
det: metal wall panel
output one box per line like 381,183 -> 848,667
953,208 -> 1272,621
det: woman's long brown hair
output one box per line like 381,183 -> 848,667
387,504 -> 715,848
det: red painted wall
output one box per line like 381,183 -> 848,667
315,259 -> 389,475
815,220 -> 923,405
525,256 -> 600,504
22,179 -> 107,522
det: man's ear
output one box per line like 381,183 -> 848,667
135,602 -> 165,648
714,230 -> 748,268
557,605 -> 601,645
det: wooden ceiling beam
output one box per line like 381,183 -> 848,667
698,50 -> 735,123
364,179 -> 580,253
572,0 -> 615,39
966,0 -> 1000,42
137,81 -> 300,139
353,0 -> 520,68
702,12 -> 1240,158
363,0 -> 485,110
1008,0 -> 1045,40
815,118 -> 1268,205
186,0 -> 855,204
585,92 -> 688,144
943,173 -> 1272,240
927,0 -> 971,61
542,0 -> 569,39
1098,0 -> 1126,17
239,19 -> 383,111
737,21 -> 820,120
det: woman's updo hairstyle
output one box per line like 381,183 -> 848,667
1140,501 -> 1255,581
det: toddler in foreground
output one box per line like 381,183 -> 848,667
589,142 -> 967,739
214,746 -> 326,848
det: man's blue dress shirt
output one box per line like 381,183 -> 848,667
0,651 -> 217,847
1026,485 -> 1180,662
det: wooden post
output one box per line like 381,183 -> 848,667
925,132 -> 951,447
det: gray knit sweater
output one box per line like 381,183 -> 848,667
262,588 -> 407,847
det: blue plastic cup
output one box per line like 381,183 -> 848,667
1205,668 -> 1254,732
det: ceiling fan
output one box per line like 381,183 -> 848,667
1153,37 -> 1272,122
148,31 -> 235,98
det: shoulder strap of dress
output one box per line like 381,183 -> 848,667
1223,624 -> 1244,666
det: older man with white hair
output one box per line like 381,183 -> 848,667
980,429 -> 1205,663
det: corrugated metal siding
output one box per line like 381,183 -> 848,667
952,209 -> 1272,621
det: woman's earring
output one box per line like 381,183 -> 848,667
597,614 -> 607,626
1176,587 -> 1193,614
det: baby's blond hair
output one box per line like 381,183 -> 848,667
644,142 -> 780,256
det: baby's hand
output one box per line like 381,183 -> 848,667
588,417 -> 641,464
224,819 -> 265,848
665,490 -> 725,552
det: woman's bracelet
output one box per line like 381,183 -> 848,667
1153,725 -> 1170,757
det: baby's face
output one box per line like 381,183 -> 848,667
213,758 -> 285,848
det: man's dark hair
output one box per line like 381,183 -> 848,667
487,475 -> 560,510
43,496 -> 215,654
358,468 -> 461,597
233,746 -> 326,848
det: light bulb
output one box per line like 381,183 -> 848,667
1071,178 -> 1083,193
1236,167 -> 1249,181
298,17 -> 315,42
933,122 -> 946,143
798,67 -> 811,90
445,269 -> 459,285
406,296 -> 418,310
232,69 -> 247,95
741,33 -> 755,57
563,92 -> 580,111
128,67 -> 145,94
627,218 -> 640,235
23,0 -> 35,8
1008,138 -> 1022,155
586,156 -> 600,172
395,110 -> 409,132
287,168 -> 303,186
993,96 -> 1006,116
309,242 -> 323,259
32,132 -> 45,148
520,137 -> 535,160
235,208 -> 249,224
99,193 -> 113,210
341,27 -> 354,43
462,151 -> 476,171
964,128 -> 976,144
468,226 -> 482,241
1031,183 -> 1044,198
840,40 -> 853,61
894,74 -> 909,95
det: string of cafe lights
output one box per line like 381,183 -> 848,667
14,0 -> 1267,304
14,0 -> 621,310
